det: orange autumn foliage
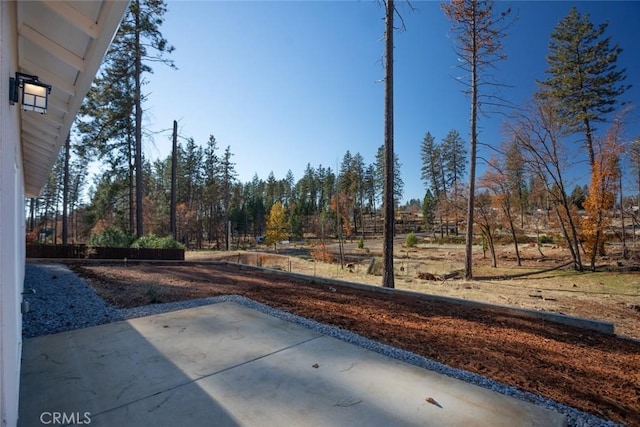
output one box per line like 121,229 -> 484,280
581,121 -> 622,268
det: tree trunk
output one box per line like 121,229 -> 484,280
464,2 -> 478,280
128,134 -> 134,235
382,0 -> 395,288
507,215 -> 521,266
134,0 -> 144,238
488,232 -> 497,268
170,120 -> 178,239
583,114 -> 595,169
554,203 -> 582,271
620,172 -> 627,258
62,133 -> 70,245
29,198 -> 35,232
590,228 -> 600,271
564,205 -> 583,271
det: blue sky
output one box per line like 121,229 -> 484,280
142,1 -> 640,203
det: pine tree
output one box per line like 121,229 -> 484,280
422,189 -> 437,231
220,146 -> 238,250
80,0 -> 175,238
441,129 -> 467,190
441,129 -> 467,235
537,6 -> 630,168
420,131 -> 444,199
569,185 -> 588,210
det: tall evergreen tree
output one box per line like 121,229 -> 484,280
422,189 -> 437,231
220,146 -> 238,250
265,172 -> 279,211
338,151 -> 354,193
441,129 -> 467,190
537,7 -> 630,168
569,185 -> 588,210
203,135 -> 221,244
317,166 -> 336,214
441,129 -> 467,234
81,0 -> 175,238
131,0 -> 176,237
78,48 -> 136,233
420,131 -> 445,199
283,170 -> 295,207
247,174 -> 266,237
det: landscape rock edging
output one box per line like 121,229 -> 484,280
219,260 -> 616,336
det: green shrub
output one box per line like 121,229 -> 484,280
357,237 -> 365,249
539,235 -> 554,244
146,285 -> 164,304
88,227 -> 135,248
405,232 -> 418,247
131,234 -> 185,249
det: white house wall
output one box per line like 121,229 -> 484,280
0,2 -> 25,426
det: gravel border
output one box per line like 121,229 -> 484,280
23,263 -> 620,427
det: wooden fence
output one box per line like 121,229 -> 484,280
26,245 -> 184,260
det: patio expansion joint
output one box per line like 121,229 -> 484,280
86,334 -> 324,420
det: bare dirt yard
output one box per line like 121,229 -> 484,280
69,241 -> 640,425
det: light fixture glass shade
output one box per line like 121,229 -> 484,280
21,81 -> 48,113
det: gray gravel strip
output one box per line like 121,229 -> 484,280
22,263 -> 620,427
22,263 -> 122,337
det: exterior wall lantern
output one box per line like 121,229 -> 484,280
9,72 -> 51,114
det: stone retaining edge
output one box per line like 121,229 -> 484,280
222,261 -> 616,336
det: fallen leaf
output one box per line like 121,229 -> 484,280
425,397 -> 442,408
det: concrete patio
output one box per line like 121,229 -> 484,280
19,301 -> 566,426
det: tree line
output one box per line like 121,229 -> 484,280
28,136 -> 404,250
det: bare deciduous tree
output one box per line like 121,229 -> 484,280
479,157 -> 522,266
441,0 -> 512,279
508,98 -> 583,270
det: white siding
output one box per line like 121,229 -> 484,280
0,2 -> 25,426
